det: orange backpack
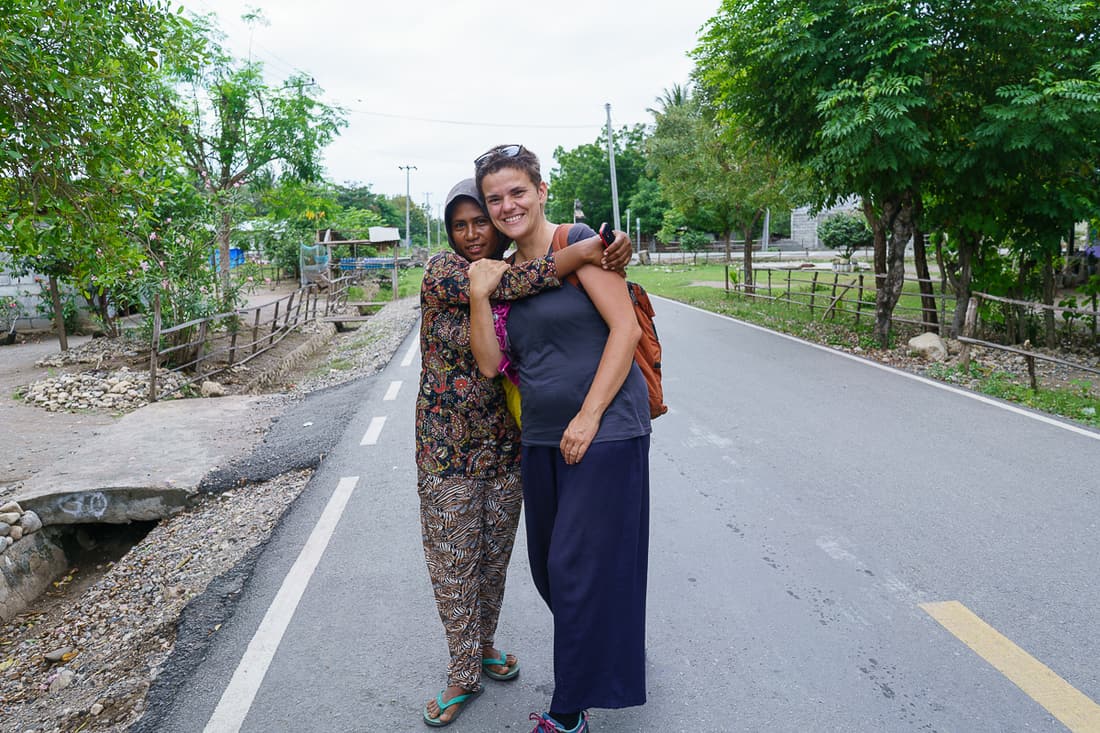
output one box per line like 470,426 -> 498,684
551,225 -> 668,420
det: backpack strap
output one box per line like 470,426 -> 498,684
548,224 -> 581,288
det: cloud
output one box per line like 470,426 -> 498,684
176,0 -> 719,214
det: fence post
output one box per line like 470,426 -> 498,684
284,291 -> 296,330
724,264 -> 730,293
809,272 -> 819,316
1022,339 -> 1038,390
195,319 -> 208,371
148,294 -> 161,403
855,274 -> 864,326
1093,293 -> 1098,343
228,318 -> 238,366
269,300 -> 281,346
251,309 -> 261,354
960,296 -> 979,370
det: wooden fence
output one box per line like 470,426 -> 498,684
147,275 -> 354,401
732,267 -> 952,332
958,293 -> 1100,389
727,265 -> 1100,385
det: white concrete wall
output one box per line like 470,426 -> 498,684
790,197 -> 863,250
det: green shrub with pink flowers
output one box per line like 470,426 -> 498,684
0,296 -> 23,336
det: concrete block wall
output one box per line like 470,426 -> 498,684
790,197 -> 863,251
1,255 -> 53,330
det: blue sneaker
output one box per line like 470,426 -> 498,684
528,711 -> 589,733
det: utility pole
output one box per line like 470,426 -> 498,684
604,103 -> 621,232
424,193 -> 432,249
399,165 -> 416,248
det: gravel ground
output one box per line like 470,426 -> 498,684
0,297 -> 421,733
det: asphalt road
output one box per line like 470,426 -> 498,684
137,298 -> 1100,733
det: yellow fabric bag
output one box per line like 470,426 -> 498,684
502,377 -> 522,429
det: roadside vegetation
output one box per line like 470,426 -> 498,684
631,262 -> 1100,429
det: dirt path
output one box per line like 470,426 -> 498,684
0,335 -> 116,491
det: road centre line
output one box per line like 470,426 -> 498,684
664,297 -> 1100,443
921,601 -> 1100,732
401,340 -> 418,367
360,416 -> 387,446
383,380 -> 402,401
203,476 -> 359,733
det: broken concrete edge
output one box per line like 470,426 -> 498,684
18,486 -> 193,526
0,528 -> 69,622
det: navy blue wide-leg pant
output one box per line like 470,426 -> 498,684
521,435 -> 650,713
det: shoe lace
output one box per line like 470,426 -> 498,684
529,712 -> 561,732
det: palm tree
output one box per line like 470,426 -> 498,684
646,83 -> 690,119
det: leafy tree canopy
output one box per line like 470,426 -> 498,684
547,125 -> 649,230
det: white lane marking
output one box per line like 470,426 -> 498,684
204,476 -> 359,733
383,380 -> 402,401
360,416 -> 387,446
401,341 -> 418,367
659,296 -> 1100,443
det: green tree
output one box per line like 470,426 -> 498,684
547,125 -> 649,230
819,212 -> 873,261
647,92 -> 797,290
696,0 -> 933,341
0,0 -> 199,347
173,14 -> 347,302
627,176 -> 672,241
696,0 -> 1100,343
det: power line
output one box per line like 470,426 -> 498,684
340,106 -> 598,130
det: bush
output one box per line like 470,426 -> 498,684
819,212 -> 873,260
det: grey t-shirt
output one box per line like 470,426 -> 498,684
506,224 -> 651,447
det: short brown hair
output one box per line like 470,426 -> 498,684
475,144 -> 542,194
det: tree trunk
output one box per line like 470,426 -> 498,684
912,223 -> 939,333
217,207 -> 233,304
48,275 -> 69,351
862,197 -> 887,277
742,228 -> 754,295
1041,246 -> 1056,345
873,193 -> 915,346
950,232 -> 978,337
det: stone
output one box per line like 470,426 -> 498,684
0,501 -> 21,514
90,703 -> 104,716
9,526 -> 22,542
44,647 -> 73,663
0,523 -> 9,537
0,536 -> 12,552
48,668 -> 75,693
17,511 -> 41,534
0,512 -> 19,525
201,380 -> 228,398
907,332 -> 948,361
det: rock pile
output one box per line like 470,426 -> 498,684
22,367 -> 187,412
0,500 -> 43,553
34,337 -> 143,368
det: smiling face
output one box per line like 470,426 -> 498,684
479,166 -> 548,246
447,198 -> 500,262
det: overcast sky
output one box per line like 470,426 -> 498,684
173,0 -> 721,220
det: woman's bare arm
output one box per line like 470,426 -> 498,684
559,263 -> 641,465
469,259 -> 508,378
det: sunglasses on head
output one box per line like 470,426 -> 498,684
474,144 -> 524,169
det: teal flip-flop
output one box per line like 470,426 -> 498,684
423,688 -> 480,728
481,651 -> 520,681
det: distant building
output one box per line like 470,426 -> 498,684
790,197 -> 862,249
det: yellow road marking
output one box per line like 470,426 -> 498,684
921,601 -> 1100,732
